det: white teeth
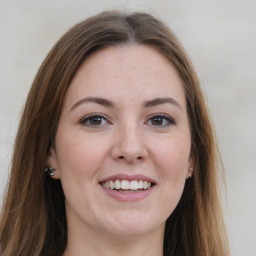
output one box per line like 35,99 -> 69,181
121,180 -> 130,190
109,180 -> 115,189
143,181 -> 148,189
130,180 -> 138,190
101,179 -> 153,191
115,180 -> 121,189
138,180 -> 144,189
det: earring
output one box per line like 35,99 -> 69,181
188,167 -> 193,178
44,167 -> 56,177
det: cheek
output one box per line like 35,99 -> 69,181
153,136 -> 191,179
55,134 -> 109,181
152,138 -> 190,216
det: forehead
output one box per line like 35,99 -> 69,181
65,44 -> 186,109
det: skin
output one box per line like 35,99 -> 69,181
48,44 -> 193,256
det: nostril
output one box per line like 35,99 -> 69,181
118,156 -> 143,160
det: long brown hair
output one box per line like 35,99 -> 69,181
0,11 -> 230,256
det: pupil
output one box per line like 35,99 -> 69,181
152,117 -> 163,125
91,117 -> 102,125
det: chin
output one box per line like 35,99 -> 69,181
106,225 -> 158,238
101,211 -> 165,238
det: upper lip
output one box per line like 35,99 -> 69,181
99,173 -> 156,184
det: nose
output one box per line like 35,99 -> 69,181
111,123 -> 148,163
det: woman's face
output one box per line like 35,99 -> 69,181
48,45 -> 193,239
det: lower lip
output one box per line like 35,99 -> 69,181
100,186 -> 154,201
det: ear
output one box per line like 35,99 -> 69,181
46,147 -> 61,179
186,156 -> 194,179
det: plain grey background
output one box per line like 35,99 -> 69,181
0,1 -> 255,255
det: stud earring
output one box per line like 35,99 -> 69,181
44,167 -> 56,177
188,167 -> 193,178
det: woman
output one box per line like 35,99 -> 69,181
0,11 -> 230,256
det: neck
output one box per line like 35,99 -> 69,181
63,225 -> 164,256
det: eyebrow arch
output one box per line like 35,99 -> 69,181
70,97 -> 115,111
143,97 -> 182,110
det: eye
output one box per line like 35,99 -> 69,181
79,114 -> 110,127
146,114 -> 175,127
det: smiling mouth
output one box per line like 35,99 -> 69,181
100,180 -> 155,193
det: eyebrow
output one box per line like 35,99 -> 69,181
70,97 -> 115,111
143,97 -> 182,110
70,96 -> 182,111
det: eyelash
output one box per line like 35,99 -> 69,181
79,113 -> 111,127
145,114 -> 176,127
79,113 -> 176,127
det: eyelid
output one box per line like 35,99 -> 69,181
145,113 -> 176,126
79,113 -> 112,126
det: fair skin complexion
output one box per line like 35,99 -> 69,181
48,44 -> 193,256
